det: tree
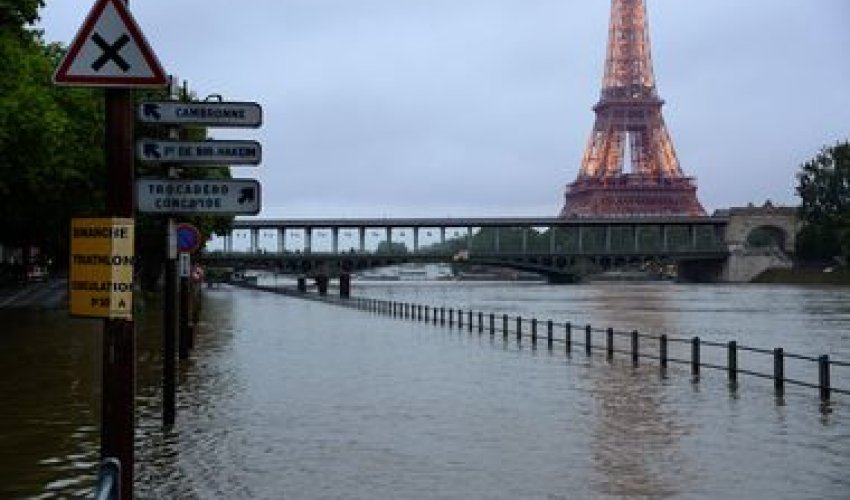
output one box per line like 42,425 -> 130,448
796,141 -> 850,263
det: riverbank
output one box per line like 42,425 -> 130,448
754,268 -> 850,285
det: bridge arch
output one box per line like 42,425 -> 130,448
721,204 -> 800,253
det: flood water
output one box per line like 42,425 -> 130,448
1,281 -> 849,498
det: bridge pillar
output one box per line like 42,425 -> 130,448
316,275 -> 329,296
277,228 -> 286,254
296,277 -> 307,293
413,228 -> 419,253
522,228 -> 528,253
332,227 -> 339,254
339,274 -> 351,298
224,234 -> 233,253
358,227 -> 365,253
304,228 -> 312,254
440,227 -> 446,246
250,229 -> 259,253
494,227 -> 500,253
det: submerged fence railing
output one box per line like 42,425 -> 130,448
236,283 -> 849,402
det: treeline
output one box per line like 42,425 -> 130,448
0,1 -> 232,287
796,141 -> 850,265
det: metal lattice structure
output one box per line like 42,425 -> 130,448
559,0 -> 705,218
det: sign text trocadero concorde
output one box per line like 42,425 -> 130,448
137,101 -> 262,128
136,178 -> 261,215
136,139 -> 262,165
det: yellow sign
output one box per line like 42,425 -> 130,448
70,218 -> 134,319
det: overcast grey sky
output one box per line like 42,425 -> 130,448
40,1 -> 850,218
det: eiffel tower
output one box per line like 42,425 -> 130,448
559,0 -> 705,217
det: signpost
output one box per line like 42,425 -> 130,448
53,0 -> 167,498
136,179 -> 262,215
70,218 -> 134,319
137,101 -> 262,128
136,139 -> 262,164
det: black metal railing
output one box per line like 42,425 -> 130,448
236,282 -> 849,402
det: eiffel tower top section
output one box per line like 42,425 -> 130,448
600,0 -> 659,103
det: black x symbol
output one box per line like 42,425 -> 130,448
91,32 -> 131,72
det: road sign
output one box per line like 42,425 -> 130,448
175,223 -> 202,253
136,179 -> 261,215
138,101 -> 263,128
136,139 -> 262,165
70,218 -> 134,319
53,0 -> 167,88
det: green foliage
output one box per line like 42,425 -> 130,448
0,0 -> 43,34
0,14 -> 234,285
796,141 -> 850,263
0,29 -> 105,263
375,240 -> 408,255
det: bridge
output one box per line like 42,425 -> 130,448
200,206 -> 799,288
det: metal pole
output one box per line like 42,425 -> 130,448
606,328 -> 614,360
691,337 -> 701,380
585,325 -> 592,356
531,318 -> 537,346
819,355 -> 831,402
547,320 -> 553,349
774,348 -> 784,395
660,334 -> 668,371
728,341 -> 738,386
631,330 -> 639,365
163,220 -> 177,427
565,322 -> 572,354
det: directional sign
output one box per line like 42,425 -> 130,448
136,139 -> 262,165
136,179 -> 261,215
53,0 -> 167,87
138,101 -> 263,128
70,218 -> 134,319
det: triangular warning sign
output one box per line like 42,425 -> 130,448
53,0 -> 167,88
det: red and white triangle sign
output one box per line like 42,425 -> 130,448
53,0 -> 167,87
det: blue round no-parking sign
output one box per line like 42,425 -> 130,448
175,223 -> 202,253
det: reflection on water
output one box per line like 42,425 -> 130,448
1,282 -> 849,498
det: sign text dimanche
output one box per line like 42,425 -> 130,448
70,218 -> 134,319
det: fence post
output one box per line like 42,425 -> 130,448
531,318 -> 537,346
478,312 -> 484,334
468,310 -> 473,332
547,320 -> 553,349
631,330 -> 639,365
516,317 -> 522,343
490,313 -> 495,336
425,305 -> 429,322
449,308 -> 454,327
606,327 -> 614,360
458,309 -> 463,328
441,307 -> 445,325
565,322 -> 572,354
660,334 -> 668,371
728,341 -> 738,386
585,325 -> 592,356
503,314 -> 508,340
819,355 -> 831,401
419,304 -> 423,321
774,348 -> 784,395
691,337 -> 701,380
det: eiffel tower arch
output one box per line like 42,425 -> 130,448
560,0 -> 706,218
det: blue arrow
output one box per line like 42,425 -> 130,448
143,142 -> 161,159
142,103 -> 161,120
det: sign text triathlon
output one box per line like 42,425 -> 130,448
69,218 -> 135,319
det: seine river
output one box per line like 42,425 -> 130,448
1,280 -> 848,498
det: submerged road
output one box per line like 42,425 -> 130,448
0,279 -> 68,309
